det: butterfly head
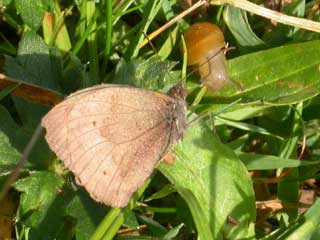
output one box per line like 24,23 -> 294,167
167,82 -> 187,142
168,81 -> 187,101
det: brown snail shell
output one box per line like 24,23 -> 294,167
182,22 -> 231,91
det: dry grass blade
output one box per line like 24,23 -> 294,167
0,74 -> 64,106
140,0 -> 209,48
212,0 -> 320,33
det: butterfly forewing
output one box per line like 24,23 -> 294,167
42,85 -> 183,207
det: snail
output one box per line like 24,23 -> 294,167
182,22 -> 232,91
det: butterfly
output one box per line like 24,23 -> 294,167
41,82 -> 187,208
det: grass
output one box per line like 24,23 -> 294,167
1,0 -> 320,239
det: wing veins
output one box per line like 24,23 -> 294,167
52,99 -> 165,113
111,122 -> 172,204
80,120 -> 169,193
45,109 -> 163,131
62,119 -> 168,184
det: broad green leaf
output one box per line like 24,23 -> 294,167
239,153 -> 320,170
1,100 -> 52,169
0,103 -> 55,169
159,122 -> 256,239
14,172 -> 107,240
4,31 -> 59,168
62,54 -> 87,94
15,0 -> 46,30
0,105 -> 52,169
5,31 -> 61,90
0,130 -> 21,176
12,97 -> 49,128
199,40 -> 320,117
228,40 -> 320,104
113,58 -> 178,92
223,6 -> 265,49
14,171 -> 66,239
65,189 -> 108,240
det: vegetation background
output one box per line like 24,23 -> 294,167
0,0 -> 320,239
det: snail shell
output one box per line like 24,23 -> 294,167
182,22 -> 231,91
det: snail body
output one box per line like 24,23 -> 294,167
182,22 -> 231,91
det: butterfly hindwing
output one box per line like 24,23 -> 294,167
42,85 -> 176,207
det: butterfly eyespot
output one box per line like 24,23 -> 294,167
181,22 -> 231,91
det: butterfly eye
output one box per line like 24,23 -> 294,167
181,22 -> 231,91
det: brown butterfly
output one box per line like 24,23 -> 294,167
41,82 -> 187,208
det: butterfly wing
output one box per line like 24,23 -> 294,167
42,85 -> 175,207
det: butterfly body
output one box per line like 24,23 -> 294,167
42,83 -> 186,207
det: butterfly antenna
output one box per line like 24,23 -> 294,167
188,97 -> 242,127
142,31 -> 160,58
186,44 -> 242,91
185,47 -> 226,80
